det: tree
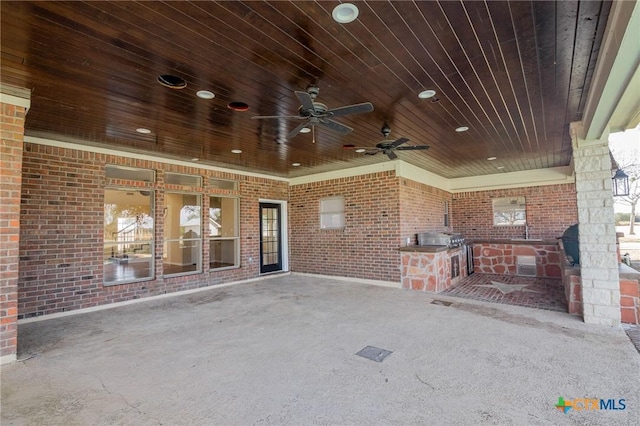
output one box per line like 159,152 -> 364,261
611,152 -> 640,235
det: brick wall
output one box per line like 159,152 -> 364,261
0,102 -> 26,363
18,143 -> 288,318
289,171 -> 401,282
451,184 -> 578,240
399,178 -> 452,244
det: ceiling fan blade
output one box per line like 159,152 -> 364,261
327,102 -> 374,118
320,118 -> 353,134
386,150 -> 398,160
294,91 -> 315,113
396,145 -> 431,151
287,120 -> 311,139
364,151 -> 379,156
251,114 -> 305,120
390,137 -> 409,148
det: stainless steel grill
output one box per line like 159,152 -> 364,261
417,232 -> 465,248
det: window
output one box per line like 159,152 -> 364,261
209,178 -> 238,191
444,201 -> 450,227
209,196 -> 240,269
320,196 -> 345,229
493,196 -> 526,226
165,172 -> 202,187
104,189 -> 154,285
106,165 -> 155,182
164,193 -> 202,275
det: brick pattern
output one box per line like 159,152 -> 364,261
473,243 -> 562,278
563,267 -> 583,316
399,179 -> 452,244
620,279 -> 639,324
442,273 -> 567,312
451,184 -> 578,240
0,102 -> 26,362
18,143 -> 288,318
572,134 -> 620,326
289,171 -> 401,282
401,247 -> 467,293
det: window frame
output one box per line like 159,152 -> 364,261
103,187 -> 155,286
492,196 -> 527,226
163,191 -> 203,277
208,195 -> 240,271
319,196 -> 345,230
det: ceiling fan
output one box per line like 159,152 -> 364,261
343,123 -> 430,160
251,86 -> 374,140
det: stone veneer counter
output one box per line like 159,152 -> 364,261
469,240 -> 562,278
399,245 -> 468,293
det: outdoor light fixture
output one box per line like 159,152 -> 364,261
612,168 -> 630,197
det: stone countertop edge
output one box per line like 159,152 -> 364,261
398,245 -> 461,253
619,263 -> 640,280
466,239 -> 560,245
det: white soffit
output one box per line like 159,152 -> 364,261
289,161 -> 396,186
447,166 -> 575,193
0,84 -> 31,110
583,0 -> 640,139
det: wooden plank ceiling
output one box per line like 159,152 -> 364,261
1,1 -> 611,178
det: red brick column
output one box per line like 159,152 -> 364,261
0,92 -> 29,364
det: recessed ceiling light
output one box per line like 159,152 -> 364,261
455,126 -> 469,132
418,89 -> 436,99
196,90 -> 215,99
191,158 -> 200,162
487,157 -> 497,161
300,127 -> 311,134
497,166 -> 505,169
292,162 -> 301,167
231,149 -> 242,154
355,148 -> 366,153
157,74 -> 187,89
136,128 -> 151,134
228,101 -> 249,111
332,3 -> 359,23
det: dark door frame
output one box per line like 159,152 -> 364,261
259,201 -> 287,274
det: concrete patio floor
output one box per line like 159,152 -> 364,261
2,274 -> 639,425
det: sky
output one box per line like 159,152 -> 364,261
609,124 -> 640,160
608,124 -> 640,214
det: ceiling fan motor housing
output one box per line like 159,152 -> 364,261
299,102 -> 328,117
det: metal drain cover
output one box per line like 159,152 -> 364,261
431,299 -> 452,307
356,346 -> 393,362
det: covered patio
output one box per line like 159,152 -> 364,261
2,274 -> 638,425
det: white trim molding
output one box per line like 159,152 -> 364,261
23,135 -> 289,182
0,89 -> 31,110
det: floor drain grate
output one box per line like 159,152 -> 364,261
355,346 -> 393,362
431,299 -> 452,307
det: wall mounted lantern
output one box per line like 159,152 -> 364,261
612,168 -> 630,196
